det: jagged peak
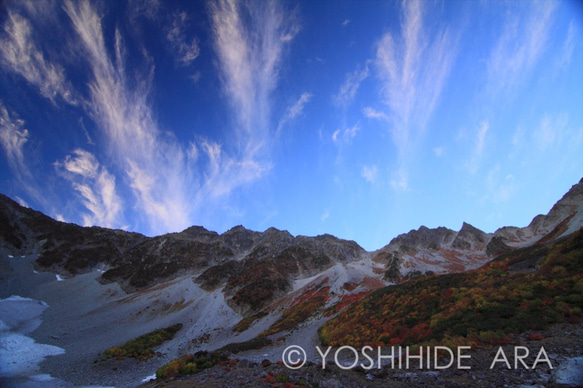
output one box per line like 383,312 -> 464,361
457,222 -> 487,236
452,221 -> 489,250
224,225 -> 248,234
263,226 -> 292,236
179,225 -> 217,235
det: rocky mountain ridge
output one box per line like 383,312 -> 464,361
1,178 -> 582,310
0,194 -> 367,315
373,178 -> 583,282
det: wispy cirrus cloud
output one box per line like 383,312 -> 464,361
286,92 -> 313,121
64,0 -> 192,234
0,0 -> 299,235
207,0 -> 299,197
0,103 -> 31,182
166,11 -> 200,67
0,103 -> 47,204
486,1 -> 556,94
466,121 -> 489,174
334,64 -> 369,108
375,0 -> 457,151
371,0 -> 458,190
277,92 -> 312,135
556,21 -> 576,71
0,9 -> 76,105
210,0 -> 299,153
56,149 -> 123,228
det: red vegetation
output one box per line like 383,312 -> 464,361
319,229 -> 583,349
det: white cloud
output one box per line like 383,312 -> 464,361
534,113 -> 568,151
0,104 -> 31,181
15,196 -> 29,208
0,10 -> 76,105
57,149 -> 123,228
486,1 -> 556,93
277,92 -> 312,134
64,0 -> 192,234
287,92 -> 313,120
466,121 -> 489,174
334,64 -> 369,108
557,21 -> 577,70
206,0 -> 299,202
129,0 -> 161,22
342,19 -> 351,27
166,11 -> 200,67
0,0 -> 298,234
210,0 -> 299,151
62,149 -> 99,178
374,0 -> 458,177
362,107 -> 388,121
332,123 -> 361,144
361,165 -> 378,184
475,121 -> 489,156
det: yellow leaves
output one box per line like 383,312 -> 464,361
103,323 -> 183,361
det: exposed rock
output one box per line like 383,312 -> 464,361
451,222 -> 489,251
485,236 -> 512,257
551,357 -> 583,387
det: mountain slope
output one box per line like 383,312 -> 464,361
0,193 -> 373,316
319,227 -> 583,347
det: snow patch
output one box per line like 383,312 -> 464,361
141,373 -> 157,383
0,296 -> 65,382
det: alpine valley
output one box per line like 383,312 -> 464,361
1,178 -> 582,387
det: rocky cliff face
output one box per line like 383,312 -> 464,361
373,178 -> 583,282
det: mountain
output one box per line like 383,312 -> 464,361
0,194 -> 372,317
320,227 -> 583,347
374,178 -> 583,282
0,178 -> 581,387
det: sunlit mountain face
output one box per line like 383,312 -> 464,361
1,0 -> 582,252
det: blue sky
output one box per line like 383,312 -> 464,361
1,0 -> 582,251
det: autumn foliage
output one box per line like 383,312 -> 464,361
104,323 -> 183,360
261,278 -> 331,336
319,229 -> 583,348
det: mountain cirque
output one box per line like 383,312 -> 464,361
0,178 -> 582,387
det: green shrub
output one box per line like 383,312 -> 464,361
104,323 -> 183,360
